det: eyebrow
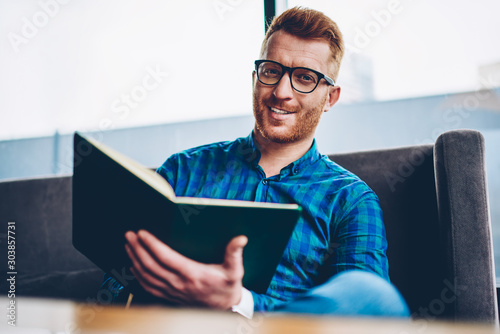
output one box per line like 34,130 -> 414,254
265,59 -> 325,73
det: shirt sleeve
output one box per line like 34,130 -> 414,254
100,272 -> 128,304
251,191 -> 388,312
329,192 -> 389,281
250,290 -> 288,312
156,154 -> 179,188
231,287 -> 254,318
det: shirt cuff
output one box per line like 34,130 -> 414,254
231,287 -> 254,319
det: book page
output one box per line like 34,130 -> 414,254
81,134 -> 299,211
83,135 -> 177,201
175,196 -> 299,210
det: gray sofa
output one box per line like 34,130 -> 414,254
0,176 -> 103,301
0,129 -> 497,322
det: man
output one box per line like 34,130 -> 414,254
103,7 -> 409,318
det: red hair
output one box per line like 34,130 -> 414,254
261,7 -> 345,80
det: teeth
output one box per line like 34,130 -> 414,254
270,107 -> 291,114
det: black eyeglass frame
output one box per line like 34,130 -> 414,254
254,59 -> 335,94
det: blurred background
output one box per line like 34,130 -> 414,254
1,0 -> 500,278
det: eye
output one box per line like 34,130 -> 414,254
299,74 -> 314,82
264,68 -> 281,77
294,69 -> 318,85
261,64 -> 282,78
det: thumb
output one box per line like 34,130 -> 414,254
223,235 -> 248,272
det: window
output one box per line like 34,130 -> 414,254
287,0 -> 500,282
0,0 -> 264,140
287,0 -> 500,102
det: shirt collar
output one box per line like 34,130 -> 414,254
243,131 -> 322,177
232,131 -> 261,168
285,137 -> 321,176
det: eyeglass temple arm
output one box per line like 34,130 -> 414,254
323,75 -> 335,86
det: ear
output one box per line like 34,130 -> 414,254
323,85 -> 341,112
252,70 -> 256,86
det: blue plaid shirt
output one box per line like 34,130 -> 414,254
102,131 -> 389,311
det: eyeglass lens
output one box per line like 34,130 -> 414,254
257,61 -> 319,93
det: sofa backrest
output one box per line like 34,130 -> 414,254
330,129 -> 497,323
330,145 -> 444,317
0,176 -> 103,300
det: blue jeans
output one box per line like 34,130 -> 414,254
276,270 -> 410,317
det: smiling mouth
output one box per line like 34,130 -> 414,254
270,107 -> 294,115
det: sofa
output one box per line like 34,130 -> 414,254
0,129 -> 496,322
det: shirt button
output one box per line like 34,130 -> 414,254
293,167 -> 299,174
262,180 -> 268,185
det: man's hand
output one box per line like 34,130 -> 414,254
124,230 -> 248,310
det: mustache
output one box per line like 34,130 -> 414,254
259,97 -> 298,113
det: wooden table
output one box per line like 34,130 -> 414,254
1,297 -> 498,334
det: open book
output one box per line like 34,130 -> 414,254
72,133 -> 301,294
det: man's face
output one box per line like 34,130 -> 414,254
252,30 -> 340,144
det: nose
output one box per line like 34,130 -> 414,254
273,72 -> 294,100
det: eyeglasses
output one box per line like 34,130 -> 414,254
254,59 -> 335,94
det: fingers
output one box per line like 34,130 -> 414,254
129,265 -> 188,305
125,232 -> 187,303
124,242 -> 167,287
132,230 -> 196,274
223,235 -> 247,274
124,230 -> 246,309
129,266 -> 173,301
